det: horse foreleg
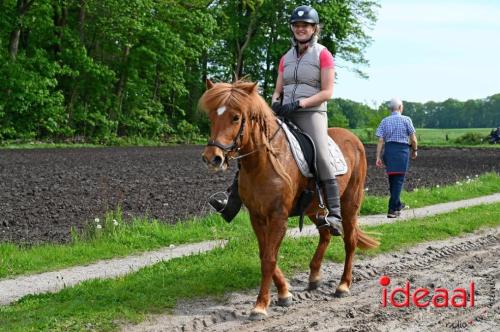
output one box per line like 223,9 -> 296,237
250,218 -> 287,320
273,266 -> 293,306
308,223 -> 332,290
335,216 -> 357,297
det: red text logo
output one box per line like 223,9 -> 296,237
380,275 -> 474,308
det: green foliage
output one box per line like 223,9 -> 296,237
404,95 -> 500,129
453,132 -> 486,145
0,0 -> 380,143
0,51 -> 68,139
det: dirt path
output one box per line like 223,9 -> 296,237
124,227 -> 499,332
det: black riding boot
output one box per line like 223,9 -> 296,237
320,178 -> 343,236
209,172 -> 242,223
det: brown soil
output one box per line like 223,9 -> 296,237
0,146 -> 499,244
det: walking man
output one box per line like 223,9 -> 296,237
375,98 -> 418,218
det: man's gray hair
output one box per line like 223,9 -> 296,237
389,98 -> 403,110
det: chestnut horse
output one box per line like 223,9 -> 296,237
200,80 -> 378,320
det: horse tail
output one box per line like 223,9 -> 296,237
345,128 -> 379,250
356,225 -> 380,250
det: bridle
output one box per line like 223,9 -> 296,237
206,114 -> 282,162
207,116 -> 247,159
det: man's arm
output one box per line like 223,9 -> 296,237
409,133 -> 418,159
376,137 -> 384,168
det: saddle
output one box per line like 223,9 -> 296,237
277,118 -> 348,229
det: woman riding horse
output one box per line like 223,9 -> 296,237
200,79 -> 378,320
209,5 -> 343,236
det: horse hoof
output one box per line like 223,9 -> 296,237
307,281 -> 321,290
333,289 -> 350,298
249,310 -> 267,321
277,295 -> 293,307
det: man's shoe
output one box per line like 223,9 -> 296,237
397,203 -> 408,211
387,210 -> 400,218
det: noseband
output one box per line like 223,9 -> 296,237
207,116 -> 246,156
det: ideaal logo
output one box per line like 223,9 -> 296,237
379,275 -> 475,308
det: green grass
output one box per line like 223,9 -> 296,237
2,128 -> 498,149
352,127 -> 499,147
0,212 -> 250,279
0,203 -> 499,332
0,136 -> 205,149
361,172 -> 500,215
1,173 -> 498,279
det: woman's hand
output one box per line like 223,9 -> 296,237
271,102 -> 282,115
279,101 -> 301,116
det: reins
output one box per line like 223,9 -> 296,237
228,121 -> 282,161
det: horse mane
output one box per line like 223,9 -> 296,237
199,80 -> 292,190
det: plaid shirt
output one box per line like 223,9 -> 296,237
375,112 -> 416,144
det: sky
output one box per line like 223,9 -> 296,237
334,0 -> 500,106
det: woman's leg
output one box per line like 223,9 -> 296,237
288,111 -> 342,235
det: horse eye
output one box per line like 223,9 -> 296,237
232,115 -> 240,123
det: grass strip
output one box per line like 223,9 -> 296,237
0,203 -> 499,331
360,172 -> 500,215
1,173 -> 499,279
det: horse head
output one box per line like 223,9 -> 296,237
199,79 -> 268,171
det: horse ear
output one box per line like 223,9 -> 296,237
206,79 -> 214,90
239,82 -> 258,94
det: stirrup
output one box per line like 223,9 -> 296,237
208,192 -> 229,212
316,209 -> 343,236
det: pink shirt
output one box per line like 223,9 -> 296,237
279,48 -> 334,73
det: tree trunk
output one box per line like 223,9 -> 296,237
8,0 -> 36,58
262,24 -> 276,101
234,8 -> 258,80
113,45 -> 131,126
153,64 -> 161,101
53,1 -> 68,56
78,0 -> 86,43
9,29 -> 21,58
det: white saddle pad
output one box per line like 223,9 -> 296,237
278,119 -> 348,178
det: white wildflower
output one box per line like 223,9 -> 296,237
96,224 -> 102,229
94,218 -> 100,223
475,174 -> 478,178
436,185 -> 440,188
169,244 -> 175,248
113,220 -> 119,226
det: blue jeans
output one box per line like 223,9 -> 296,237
388,174 -> 405,211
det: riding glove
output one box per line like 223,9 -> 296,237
271,102 -> 282,115
278,101 -> 301,117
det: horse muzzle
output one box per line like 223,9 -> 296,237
202,149 -> 227,171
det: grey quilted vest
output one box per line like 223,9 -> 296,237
282,38 -> 328,112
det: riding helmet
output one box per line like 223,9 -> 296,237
290,5 -> 319,25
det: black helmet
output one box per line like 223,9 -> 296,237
290,5 -> 319,25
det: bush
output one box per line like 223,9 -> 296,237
453,132 -> 485,145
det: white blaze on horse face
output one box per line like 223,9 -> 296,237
216,106 -> 226,116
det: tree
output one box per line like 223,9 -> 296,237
208,0 -> 379,99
